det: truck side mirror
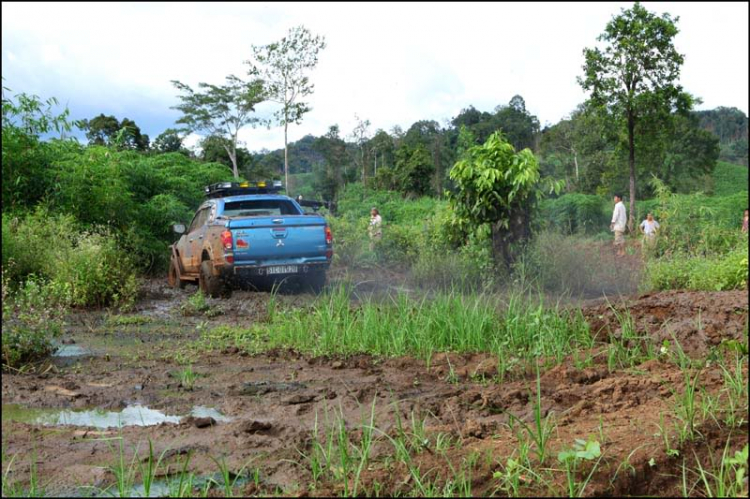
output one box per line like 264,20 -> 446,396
173,224 -> 186,235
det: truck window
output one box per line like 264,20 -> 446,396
223,200 -> 301,217
188,208 -> 210,233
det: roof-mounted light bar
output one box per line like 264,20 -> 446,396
204,180 -> 284,198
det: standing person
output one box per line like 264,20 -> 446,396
610,193 -> 627,257
743,208 -> 749,233
368,207 -> 382,250
639,212 -> 660,247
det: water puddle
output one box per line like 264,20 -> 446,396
2,404 -> 231,428
53,344 -> 92,357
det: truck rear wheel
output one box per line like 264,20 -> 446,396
199,260 -> 227,298
305,270 -> 327,294
168,257 -> 187,289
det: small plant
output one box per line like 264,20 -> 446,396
172,365 -> 198,390
694,441 -> 748,497
2,273 -> 69,370
179,291 -> 215,317
506,363 -> 556,465
557,438 -> 603,498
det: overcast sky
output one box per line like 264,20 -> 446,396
2,2 -> 748,153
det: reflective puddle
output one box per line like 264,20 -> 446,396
2,404 -> 231,428
52,344 -> 92,357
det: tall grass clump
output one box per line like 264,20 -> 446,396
241,286 -> 591,372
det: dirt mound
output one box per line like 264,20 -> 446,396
581,290 -> 748,355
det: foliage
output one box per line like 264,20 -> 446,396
80,114 -> 150,150
539,194 -> 608,234
2,273 -> 69,370
694,107 -> 749,166
2,87 -> 79,211
647,243 -> 748,291
3,208 -> 139,308
712,161 -> 749,196
449,131 -> 561,267
171,74 -> 265,178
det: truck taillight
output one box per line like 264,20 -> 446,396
220,230 -> 233,250
325,226 -> 333,245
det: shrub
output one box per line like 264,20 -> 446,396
648,240 -> 749,291
52,231 -> 139,309
2,274 -> 70,370
2,209 -> 138,309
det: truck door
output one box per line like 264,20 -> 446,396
184,207 -> 210,273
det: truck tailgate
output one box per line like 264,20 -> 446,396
227,216 -> 328,263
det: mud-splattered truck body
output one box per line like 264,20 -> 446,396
168,182 -> 332,296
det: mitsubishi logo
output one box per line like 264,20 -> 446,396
276,239 -> 284,247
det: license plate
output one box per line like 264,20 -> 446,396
265,265 -> 298,275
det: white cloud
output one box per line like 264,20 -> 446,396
2,2 -> 748,152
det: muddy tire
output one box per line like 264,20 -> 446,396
305,271 -> 327,294
199,260 -> 226,298
168,258 -> 187,289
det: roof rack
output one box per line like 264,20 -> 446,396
204,180 -> 283,199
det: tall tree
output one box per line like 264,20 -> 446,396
580,2 -> 685,231
171,75 -> 265,179
248,25 -> 326,191
350,114 -> 371,186
153,128 -> 186,154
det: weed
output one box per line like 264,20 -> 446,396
557,438 -> 603,498
505,364 -> 556,465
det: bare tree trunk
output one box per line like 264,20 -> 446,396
224,144 -> 239,179
284,120 -> 289,193
573,149 -> 579,180
627,113 -> 636,233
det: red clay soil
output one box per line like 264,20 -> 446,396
1,287 -> 748,497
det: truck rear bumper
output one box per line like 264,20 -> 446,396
220,261 -> 330,280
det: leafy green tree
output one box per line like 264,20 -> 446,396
2,86 -> 78,210
393,143 -> 434,196
80,114 -> 120,145
580,2 -> 685,231
248,25 -> 327,190
493,95 -> 540,152
80,114 -> 149,150
449,132 -> 561,268
171,75 -> 265,178
153,128 -> 186,154
313,125 -> 348,201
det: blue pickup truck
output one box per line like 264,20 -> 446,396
167,181 -> 333,296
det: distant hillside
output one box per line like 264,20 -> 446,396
694,107 -> 749,166
712,161 -> 749,196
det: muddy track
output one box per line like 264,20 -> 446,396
2,283 -> 748,496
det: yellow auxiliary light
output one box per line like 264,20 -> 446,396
239,181 -> 249,187
257,181 -> 267,188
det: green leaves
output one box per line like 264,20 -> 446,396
558,439 -> 602,464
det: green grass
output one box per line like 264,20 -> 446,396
202,286 -> 592,377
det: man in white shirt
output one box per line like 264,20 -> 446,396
639,212 -> 660,240
610,194 -> 627,257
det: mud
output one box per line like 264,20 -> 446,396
2,280 -> 748,496
582,289 -> 749,355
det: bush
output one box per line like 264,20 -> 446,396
2,274 -> 69,370
648,240 -> 749,291
2,208 -> 138,308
